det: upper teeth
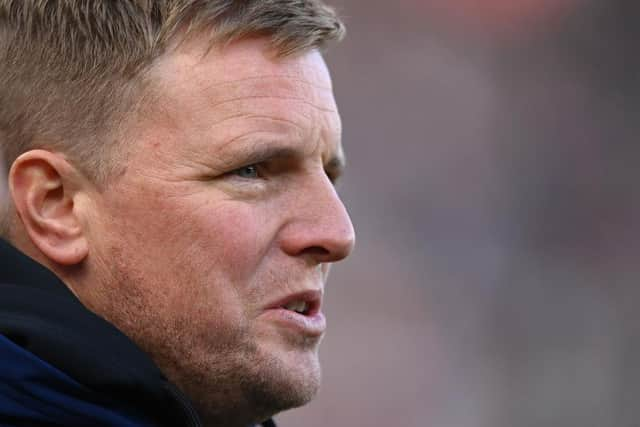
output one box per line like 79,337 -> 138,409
284,301 -> 308,313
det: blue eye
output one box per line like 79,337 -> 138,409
234,165 -> 259,179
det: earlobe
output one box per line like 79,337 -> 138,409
10,150 -> 89,265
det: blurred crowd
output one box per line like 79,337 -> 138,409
279,1 -> 640,426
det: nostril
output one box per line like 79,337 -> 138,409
301,246 -> 331,258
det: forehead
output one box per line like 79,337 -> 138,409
141,37 -> 342,163
161,39 -> 331,86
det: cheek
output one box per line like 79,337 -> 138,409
95,181 -> 282,318
157,202 -> 277,340
112,190 -> 276,292
186,201 -> 273,283
93,194 -> 278,338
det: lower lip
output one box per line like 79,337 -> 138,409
262,309 -> 326,337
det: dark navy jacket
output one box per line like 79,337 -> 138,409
0,239 -> 276,427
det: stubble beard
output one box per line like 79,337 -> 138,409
169,341 -> 323,427
92,246 -> 323,427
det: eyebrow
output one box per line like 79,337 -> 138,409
230,144 -> 300,166
221,141 -> 346,179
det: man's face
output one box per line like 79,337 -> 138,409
80,38 -> 354,424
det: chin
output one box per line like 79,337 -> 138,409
247,345 -> 323,413
184,344 -> 323,426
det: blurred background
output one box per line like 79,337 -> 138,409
279,1 -> 640,426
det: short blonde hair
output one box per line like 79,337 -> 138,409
0,0 -> 345,235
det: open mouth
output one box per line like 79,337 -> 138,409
283,300 -> 310,315
269,290 -> 322,317
264,290 -> 326,336
281,298 -> 321,316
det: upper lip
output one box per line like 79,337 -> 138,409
265,289 -> 323,315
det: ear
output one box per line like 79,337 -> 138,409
9,150 -> 89,265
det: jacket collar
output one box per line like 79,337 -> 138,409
0,239 -> 202,426
0,239 -> 277,427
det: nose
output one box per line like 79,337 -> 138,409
279,174 -> 356,264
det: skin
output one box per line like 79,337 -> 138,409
0,159 -> 5,202
9,37 -> 354,426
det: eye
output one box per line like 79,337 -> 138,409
233,164 -> 260,179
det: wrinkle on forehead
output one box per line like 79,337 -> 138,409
150,38 -> 335,105
200,74 -> 333,92
148,40 -> 337,121
139,37 -> 342,171
165,72 -> 338,122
